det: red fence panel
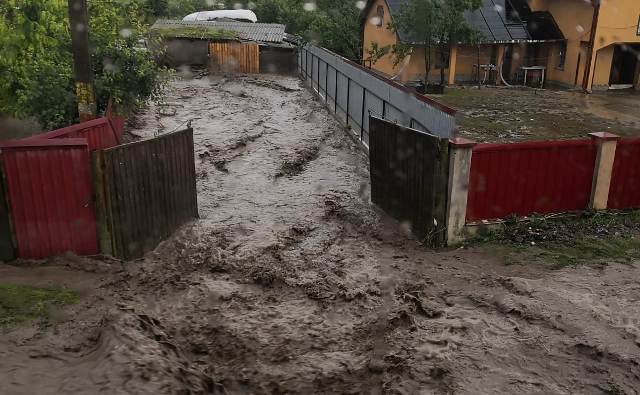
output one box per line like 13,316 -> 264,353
24,117 -> 120,151
608,138 -> 640,209
467,139 -> 597,221
0,139 -> 98,259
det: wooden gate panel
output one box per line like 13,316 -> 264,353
98,128 -> 198,259
369,116 -> 448,246
209,42 -> 259,74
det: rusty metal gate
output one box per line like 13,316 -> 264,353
369,116 -> 449,246
94,128 -> 198,259
209,42 -> 260,74
0,139 -> 98,259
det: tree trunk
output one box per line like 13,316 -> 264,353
439,42 -> 447,86
68,0 -> 96,121
476,44 -> 481,89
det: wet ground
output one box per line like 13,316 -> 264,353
432,86 -> 640,143
2,75 -> 640,394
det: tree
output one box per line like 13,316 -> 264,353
253,0 -> 362,60
0,0 -> 170,130
390,0 -> 481,85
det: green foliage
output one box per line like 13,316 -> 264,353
0,0 -> 170,130
390,0 -> 482,83
0,284 -> 79,330
365,42 -> 390,65
88,0 -> 171,115
0,0 -> 76,130
391,42 -> 412,67
252,0 -> 363,60
142,0 -> 364,59
151,25 -> 239,40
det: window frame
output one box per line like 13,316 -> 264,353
557,41 -> 567,70
376,5 -> 384,28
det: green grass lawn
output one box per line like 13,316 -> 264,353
471,211 -> 640,268
0,284 -> 79,330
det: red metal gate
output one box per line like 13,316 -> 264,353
0,139 -> 98,259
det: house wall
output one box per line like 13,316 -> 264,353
450,45 -> 494,82
590,0 -> 640,88
362,0 -> 401,77
528,0 -> 594,87
364,0 -> 640,88
592,44 -> 616,88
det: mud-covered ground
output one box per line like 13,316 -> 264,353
431,86 -> 640,143
2,74 -> 640,394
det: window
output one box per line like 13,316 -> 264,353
376,5 -> 384,27
557,41 -> 567,70
637,15 -> 640,36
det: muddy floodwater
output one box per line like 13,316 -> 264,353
2,75 -> 640,394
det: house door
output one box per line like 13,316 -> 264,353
609,44 -> 638,86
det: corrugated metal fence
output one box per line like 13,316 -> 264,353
25,116 -> 121,151
209,42 -> 260,74
466,139 -> 597,221
369,116 -> 449,246
94,128 -> 198,259
298,45 -> 456,149
0,139 -> 99,259
608,137 -> 640,210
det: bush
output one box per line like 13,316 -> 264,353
0,0 -> 170,130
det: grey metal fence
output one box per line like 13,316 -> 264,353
298,45 -> 456,149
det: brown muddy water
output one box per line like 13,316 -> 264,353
2,75 -> 640,394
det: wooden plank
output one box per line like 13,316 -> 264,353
91,151 -> 113,256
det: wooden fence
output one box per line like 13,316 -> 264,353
209,42 -> 260,74
94,128 -> 198,259
369,116 -> 449,246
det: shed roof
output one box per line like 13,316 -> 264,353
152,19 -> 287,43
368,0 -> 563,44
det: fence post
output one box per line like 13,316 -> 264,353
588,132 -> 620,210
91,150 -> 114,256
446,138 -> 475,245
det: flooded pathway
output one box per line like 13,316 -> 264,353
1,75 -> 639,394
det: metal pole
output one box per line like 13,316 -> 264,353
68,0 -> 96,121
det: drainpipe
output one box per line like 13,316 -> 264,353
582,0 -> 600,93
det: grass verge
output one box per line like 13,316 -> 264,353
471,211 -> 640,268
0,284 -> 79,330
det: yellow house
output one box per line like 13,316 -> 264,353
361,0 -> 640,91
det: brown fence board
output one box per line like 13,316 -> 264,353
369,116 -> 449,247
99,128 -> 198,259
209,42 -> 260,74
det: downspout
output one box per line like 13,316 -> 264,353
582,0 -> 600,93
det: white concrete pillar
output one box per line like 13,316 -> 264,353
589,132 -> 619,210
446,138 -> 475,245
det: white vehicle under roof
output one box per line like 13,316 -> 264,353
182,10 -> 257,23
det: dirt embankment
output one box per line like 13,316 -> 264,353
2,75 -> 640,394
